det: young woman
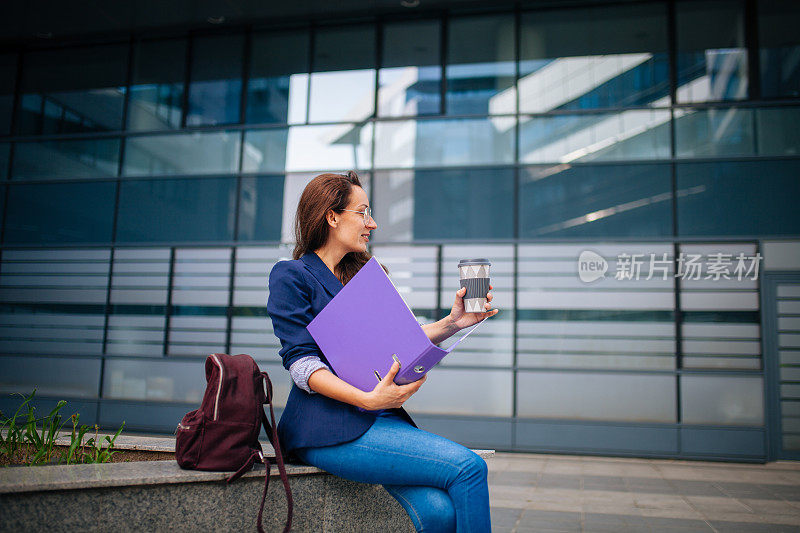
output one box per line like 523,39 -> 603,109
267,170 -> 499,532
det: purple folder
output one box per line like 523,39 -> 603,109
307,257 -> 486,392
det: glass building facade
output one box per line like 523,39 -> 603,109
1,0 -> 799,461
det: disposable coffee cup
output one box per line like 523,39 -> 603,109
458,259 -> 491,313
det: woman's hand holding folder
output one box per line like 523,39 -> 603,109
362,361 -> 426,410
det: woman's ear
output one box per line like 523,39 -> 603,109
326,209 -> 338,228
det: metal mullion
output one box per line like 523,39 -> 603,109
180,34 -> 193,129
440,11 -> 448,116
667,0 -> 678,107
225,246 -> 236,354
435,245 -> 443,322
744,0 -> 760,101
163,247 -> 177,356
239,27 -> 252,125
306,23 -> 315,125
511,242 -> 519,447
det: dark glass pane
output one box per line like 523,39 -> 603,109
116,178 -> 237,242
309,25 -> 375,123
236,175 -> 285,241
128,39 -> 186,131
446,14 -> 515,115
520,4 -> 669,112
374,168 -> 513,240
519,164 -> 673,238
519,110 -> 671,164
677,160 -> 800,236
0,54 -> 17,135
123,131 -> 240,176
5,182 -> 116,244
675,108 -> 755,157
756,107 -> 800,156
186,34 -> 244,126
379,20 -> 441,117
759,0 -> 800,98
676,0 -> 748,103
0,143 -> 9,179
16,45 -> 128,134
246,30 -> 309,125
12,138 -> 120,179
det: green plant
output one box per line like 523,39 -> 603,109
1,391 -> 125,467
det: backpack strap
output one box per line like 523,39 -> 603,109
257,371 -> 294,533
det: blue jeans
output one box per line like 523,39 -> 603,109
295,414 -> 491,533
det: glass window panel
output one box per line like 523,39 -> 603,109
11,138 -> 120,180
373,168 -> 513,241
682,323 -> 761,370
243,124 -> 372,173
676,0 -> 748,103
681,375 -> 763,425
759,0 -> 800,98
186,34 -> 244,126
447,14 -> 515,115
247,30 -> 310,125
171,248 -> 231,307
374,117 -> 515,169
232,246 -> 289,307
379,20 -> 441,117
404,368 -> 512,416
756,107 -> 800,156
520,3 -> 669,112
110,248 -> 171,305
122,130 -> 240,176
0,306 -> 105,356
0,54 -> 17,135
230,315 -> 281,362
519,164 -> 673,238
0,248 -> 111,304
116,178 -> 237,243
106,313 -> 165,356
17,44 -> 128,134
237,175 -> 285,242
517,371 -> 676,422
0,143 -> 9,179
5,182 -> 115,244
674,108 -> 754,157
128,39 -> 186,131
309,25 -> 375,123
519,110 -> 671,164
0,355 -> 101,398
104,358 -> 206,403
676,160 -> 800,236
168,315 -> 227,356
369,245 -> 439,310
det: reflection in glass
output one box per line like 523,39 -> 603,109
309,26 -> 375,123
5,182 -> 115,244
759,0 -> 800,98
447,15 -> 515,115
247,30 -> 309,125
12,138 -> 120,179
243,124 -> 372,173
519,163 -> 673,238
128,39 -> 186,131
0,307 -> 105,356
519,110 -> 671,164
517,371 -> 676,422
681,375 -> 763,425
373,168 -> 514,240
404,368 -> 512,416
520,4 -> 669,112
104,359 -> 206,403
0,54 -> 16,135
674,108 -> 754,157
16,45 -> 127,134
123,131 -> 240,176
374,117 -> 515,169
0,356 -> 101,398
677,160 -> 800,236
186,34 -> 244,126
676,0 -> 748,103
756,108 -> 800,156
237,175 -> 285,241
0,143 -> 9,180
116,178 -> 237,242
379,20 -> 441,117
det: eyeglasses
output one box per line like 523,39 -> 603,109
341,206 -> 373,226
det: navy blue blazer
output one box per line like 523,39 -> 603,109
266,251 -> 414,454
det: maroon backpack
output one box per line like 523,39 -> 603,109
175,353 -> 293,533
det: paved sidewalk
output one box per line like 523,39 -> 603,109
488,453 -> 800,533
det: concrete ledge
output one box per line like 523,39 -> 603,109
1,434 -> 494,533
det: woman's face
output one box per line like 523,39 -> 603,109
330,186 -> 377,254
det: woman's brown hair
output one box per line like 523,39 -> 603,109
292,170 -> 373,285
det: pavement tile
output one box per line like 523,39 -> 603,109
490,507 -> 524,527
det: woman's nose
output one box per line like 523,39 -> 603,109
366,215 -> 377,229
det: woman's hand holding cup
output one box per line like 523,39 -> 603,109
448,284 -> 499,331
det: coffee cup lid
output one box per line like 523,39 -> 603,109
458,258 -> 491,267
